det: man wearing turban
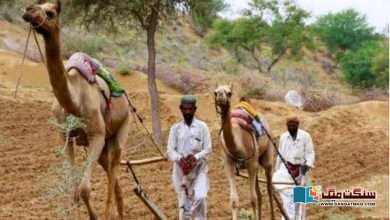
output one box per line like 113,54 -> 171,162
166,95 -> 212,220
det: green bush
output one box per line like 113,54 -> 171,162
117,63 -> 132,76
314,9 -> 376,61
341,40 -> 388,89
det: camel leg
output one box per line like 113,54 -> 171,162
248,165 -> 260,220
109,118 -> 128,220
98,143 -> 124,220
77,134 -> 105,220
255,175 -> 262,220
265,166 -> 275,220
260,151 -> 275,220
225,158 -> 239,220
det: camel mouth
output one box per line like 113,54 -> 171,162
215,99 -> 229,106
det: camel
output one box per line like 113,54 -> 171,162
22,1 -> 129,219
214,85 -> 275,220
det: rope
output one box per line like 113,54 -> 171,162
260,123 -> 299,185
14,26 -> 46,98
32,30 -> 45,64
14,26 -> 32,98
124,93 -> 165,158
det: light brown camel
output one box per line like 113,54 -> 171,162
22,1 -> 129,219
214,85 -> 275,220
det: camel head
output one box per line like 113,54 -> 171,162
22,0 -> 61,37
214,85 -> 233,107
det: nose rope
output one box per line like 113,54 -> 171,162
31,7 -> 48,29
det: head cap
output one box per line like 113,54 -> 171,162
286,115 -> 299,123
180,95 -> 196,106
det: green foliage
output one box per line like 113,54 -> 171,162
314,9 -> 376,61
117,63 -> 132,76
208,0 -> 310,73
49,115 -> 86,157
189,0 -> 226,36
341,40 -> 388,89
371,41 -> 389,88
208,17 -> 265,61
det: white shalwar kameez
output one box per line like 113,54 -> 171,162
273,129 -> 315,220
167,118 -> 212,220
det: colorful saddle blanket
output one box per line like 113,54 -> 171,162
65,52 -> 125,97
231,109 -> 254,132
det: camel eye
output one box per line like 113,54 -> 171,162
46,11 -> 55,19
227,92 -> 232,97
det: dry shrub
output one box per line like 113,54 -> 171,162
302,89 -> 337,112
358,88 -> 388,102
135,64 -> 207,93
239,74 -> 270,99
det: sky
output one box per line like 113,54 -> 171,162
220,0 -> 390,33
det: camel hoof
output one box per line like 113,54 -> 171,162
89,214 -> 98,220
73,189 -> 80,203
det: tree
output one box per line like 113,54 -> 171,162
189,0 -> 226,36
208,18 -> 266,71
70,0 -> 223,144
314,9 -> 376,61
371,41 -> 389,89
208,0 -> 310,73
341,40 -> 388,89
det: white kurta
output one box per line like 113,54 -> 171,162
273,129 -> 315,220
167,118 -> 212,220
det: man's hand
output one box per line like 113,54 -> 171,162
301,165 -> 310,175
179,154 -> 197,175
186,154 -> 197,166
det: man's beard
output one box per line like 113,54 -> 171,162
288,127 -> 298,139
183,113 -> 194,125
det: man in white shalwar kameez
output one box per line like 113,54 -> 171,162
167,95 -> 212,220
273,116 -> 315,220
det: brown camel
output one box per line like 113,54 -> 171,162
22,1 -> 129,219
214,85 -> 275,220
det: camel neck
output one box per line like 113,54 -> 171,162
43,32 -> 78,115
221,103 -> 238,153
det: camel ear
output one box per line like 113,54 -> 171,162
56,0 -> 61,14
230,83 -> 234,93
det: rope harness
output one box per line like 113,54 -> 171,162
214,96 -> 256,173
214,96 -> 299,185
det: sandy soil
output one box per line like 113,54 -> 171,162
0,49 -> 388,220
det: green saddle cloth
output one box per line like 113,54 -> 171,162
97,66 -> 125,97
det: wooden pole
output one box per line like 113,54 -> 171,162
120,156 -> 166,166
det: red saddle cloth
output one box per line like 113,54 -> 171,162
231,109 -> 254,132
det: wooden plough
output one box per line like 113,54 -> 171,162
121,156 -> 168,220
120,155 -> 293,220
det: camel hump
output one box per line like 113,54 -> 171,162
65,52 -> 99,83
231,109 -> 254,133
65,52 -> 125,97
